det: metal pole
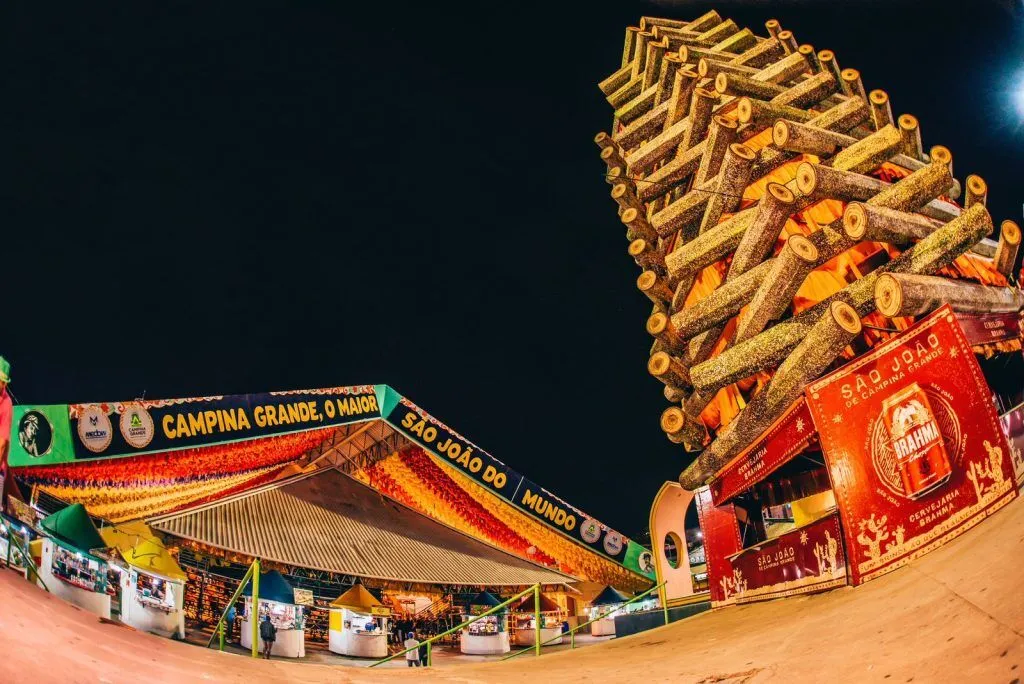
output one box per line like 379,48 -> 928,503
426,640 -> 432,667
218,620 -> 225,651
662,594 -> 670,626
533,584 -> 540,657
251,559 -> 261,659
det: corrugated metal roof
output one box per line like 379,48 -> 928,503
150,468 -> 573,587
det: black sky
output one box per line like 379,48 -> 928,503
5,0 -> 1023,536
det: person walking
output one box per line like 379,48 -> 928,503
403,631 -> 420,667
259,614 -> 277,659
418,634 -> 429,667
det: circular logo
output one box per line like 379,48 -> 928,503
120,405 -> 155,449
868,386 -> 962,499
638,551 -> 655,574
580,518 -> 601,544
78,406 -> 113,453
18,410 -> 53,458
603,531 -> 624,556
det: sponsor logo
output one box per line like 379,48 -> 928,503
603,531 -> 624,556
580,518 -> 601,544
120,405 -> 155,449
78,406 -> 113,453
18,410 -> 53,458
638,551 -> 655,575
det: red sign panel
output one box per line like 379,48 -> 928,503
723,513 -> 847,605
806,306 -> 1017,585
694,487 -> 742,606
710,398 -> 815,506
955,311 -> 1021,347
998,404 -> 1024,487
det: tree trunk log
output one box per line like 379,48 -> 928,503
795,162 -> 888,202
688,180 -> 983,396
669,259 -> 775,338
615,100 -> 671,150
681,301 -> 862,488
898,114 -> 925,162
729,182 -> 797,277
840,68 -> 867,101
770,70 -> 836,108
665,68 -> 700,128
680,87 -> 720,152
629,238 -> 667,274
627,116 -> 690,175
807,96 -> 869,132
775,30 -> 799,56
734,234 -> 820,344
615,85 -> 658,125
829,124 -> 903,174
621,206 -> 658,242
771,119 -> 855,156
995,220 -> 1022,279
599,64 -> 633,97
611,183 -> 643,213
712,27 -> 757,54
665,208 -> 757,280
649,351 -> 690,388
637,139 -> 707,201
869,90 -> 894,131
698,143 -> 757,235
752,51 -> 809,84
964,175 -> 988,209
874,273 -> 1024,318
713,71 -> 785,100
661,406 -> 707,451
694,116 -> 740,186
607,77 -> 643,109
842,202 -> 943,246
736,97 -> 815,126
730,36 -> 782,67
799,44 -> 821,73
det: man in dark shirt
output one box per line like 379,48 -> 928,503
259,614 -> 277,659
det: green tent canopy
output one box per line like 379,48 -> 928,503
40,503 -> 106,552
467,590 -> 504,612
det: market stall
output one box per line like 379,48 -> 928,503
35,504 -> 111,619
99,521 -> 187,638
509,592 -> 563,647
460,591 -> 510,655
328,583 -> 390,658
239,570 -> 306,658
587,586 -> 631,636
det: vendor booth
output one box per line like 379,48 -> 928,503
587,586 -> 632,636
510,592 -> 563,647
99,521 -> 187,638
240,570 -> 306,658
35,504 -> 111,619
328,583 -> 391,658
695,308 -> 1018,607
460,591 -> 510,655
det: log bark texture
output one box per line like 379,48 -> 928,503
874,273 -> 1024,317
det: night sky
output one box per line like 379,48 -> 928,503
6,0 -> 1024,537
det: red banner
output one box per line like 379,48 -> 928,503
722,513 -> 847,605
709,398 -> 815,506
694,487 -> 742,606
806,305 -> 1017,585
954,311 -> 1021,347
998,403 -> 1024,487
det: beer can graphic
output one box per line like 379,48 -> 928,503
881,383 -> 953,499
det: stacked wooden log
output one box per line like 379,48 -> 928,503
597,10 -> 1024,490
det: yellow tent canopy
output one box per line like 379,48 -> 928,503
330,584 -> 390,615
99,521 -> 187,582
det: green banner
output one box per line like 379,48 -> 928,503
9,405 -> 75,467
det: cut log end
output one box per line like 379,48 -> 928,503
874,273 -> 903,318
771,119 -> 791,147
737,97 -> 753,123
930,145 -> 952,168
648,351 -> 672,376
594,131 -> 611,147
1002,220 -> 1021,246
768,181 -> 795,204
830,300 -> 862,335
714,72 -> 728,93
898,113 -> 918,131
966,174 -> 987,198
647,311 -> 669,336
795,161 -> 817,196
869,90 -> 888,106
660,406 -> 685,435
789,233 -> 819,262
621,207 -> 640,223
729,142 -> 757,162
600,146 -> 616,162
843,202 -> 868,240
637,270 -> 660,292
628,239 -> 647,257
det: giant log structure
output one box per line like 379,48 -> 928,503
597,11 -> 1024,490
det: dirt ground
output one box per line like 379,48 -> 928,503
2,497 -> 1023,684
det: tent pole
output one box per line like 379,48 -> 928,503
534,584 -> 540,657
251,558 -> 261,658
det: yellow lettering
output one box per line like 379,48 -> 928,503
189,413 -> 206,436
236,410 -> 251,431
162,415 -> 176,439
401,411 -> 415,428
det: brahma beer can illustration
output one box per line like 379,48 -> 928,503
881,383 -> 952,499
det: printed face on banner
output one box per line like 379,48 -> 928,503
806,306 -> 1017,585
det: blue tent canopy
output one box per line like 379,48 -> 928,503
591,586 -> 632,606
242,570 -> 295,605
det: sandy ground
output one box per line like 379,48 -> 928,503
2,497 -> 1023,684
